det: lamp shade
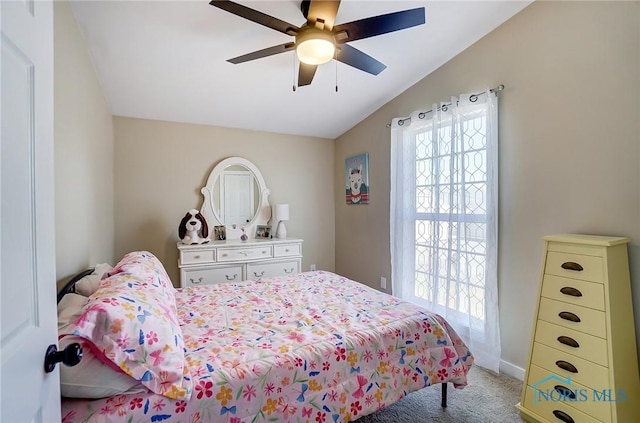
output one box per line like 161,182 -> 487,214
296,30 -> 335,65
275,204 -> 289,222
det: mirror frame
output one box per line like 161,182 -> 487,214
200,157 -> 271,240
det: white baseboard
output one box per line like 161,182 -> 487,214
499,359 -> 525,381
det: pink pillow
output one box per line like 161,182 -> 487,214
60,252 -> 191,399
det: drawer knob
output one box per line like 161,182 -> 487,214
557,336 -> 580,348
284,268 -> 294,274
558,311 -> 581,323
194,255 -> 200,259
561,261 -> 583,271
285,249 -> 289,252
222,253 -> 228,257
553,385 -> 576,400
225,274 -> 238,281
190,277 -> 203,285
560,287 -> 582,297
555,360 -> 578,373
552,410 -> 575,423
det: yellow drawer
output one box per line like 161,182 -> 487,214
526,365 -> 612,423
531,343 -> 609,391
534,320 -> 608,367
180,249 -> 215,265
545,251 -> 604,284
217,246 -> 273,262
521,385 -> 603,423
538,297 -> 606,339
274,243 -> 302,257
541,275 -> 605,311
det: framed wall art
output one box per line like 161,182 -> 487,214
345,153 -> 370,205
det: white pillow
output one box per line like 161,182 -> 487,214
57,293 -> 88,330
59,335 -> 146,399
75,263 -> 113,297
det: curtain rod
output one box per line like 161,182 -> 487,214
386,84 -> 504,128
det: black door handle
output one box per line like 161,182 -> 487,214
44,343 -> 82,373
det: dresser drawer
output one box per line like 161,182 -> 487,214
545,251 -> 604,284
274,243 -> 302,257
247,259 -> 300,279
538,297 -> 606,338
526,365 -> 612,423
181,265 -> 243,287
534,320 -> 608,366
217,246 -> 273,262
541,275 -> 605,311
522,385 -> 602,423
531,343 -> 609,391
180,249 -> 215,265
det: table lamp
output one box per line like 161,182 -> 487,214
274,204 -> 289,239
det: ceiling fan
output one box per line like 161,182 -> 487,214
209,0 -> 425,87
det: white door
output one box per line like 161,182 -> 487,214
222,171 -> 255,227
1,1 -> 60,422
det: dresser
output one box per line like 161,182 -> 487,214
177,238 -> 303,288
517,234 -> 639,423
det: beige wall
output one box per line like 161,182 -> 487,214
54,1 -> 115,281
113,117 -> 335,285
335,1 -> 640,374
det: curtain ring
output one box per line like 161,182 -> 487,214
418,112 -> 426,120
469,94 -> 478,103
398,120 -> 405,126
441,105 -> 448,112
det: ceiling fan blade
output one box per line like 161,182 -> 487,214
228,42 -> 295,64
210,0 -> 299,35
332,7 -> 424,43
307,0 -> 341,30
336,44 -> 386,75
298,63 -> 318,86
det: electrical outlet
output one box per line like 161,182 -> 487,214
380,277 -> 387,290
310,264 -> 316,271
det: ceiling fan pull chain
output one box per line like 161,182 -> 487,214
292,52 -> 297,92
335,56 -> 338,92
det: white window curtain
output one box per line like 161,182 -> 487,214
390,89 -> 501,372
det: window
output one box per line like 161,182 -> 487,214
390,90 -> 500,371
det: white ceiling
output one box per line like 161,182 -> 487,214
70,1 -> 531,139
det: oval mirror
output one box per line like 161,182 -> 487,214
212,164 -> 260,228
200,157 -> 271,239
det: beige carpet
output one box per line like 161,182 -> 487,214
356,366 -> 524,422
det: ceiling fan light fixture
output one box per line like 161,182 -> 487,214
296,30 -> 335,65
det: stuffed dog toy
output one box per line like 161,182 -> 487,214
178,209 -> 210,244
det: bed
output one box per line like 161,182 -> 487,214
57,251 -> 473,423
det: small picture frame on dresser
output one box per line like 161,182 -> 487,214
214,225 -> 226,240
256,225 -> 270,239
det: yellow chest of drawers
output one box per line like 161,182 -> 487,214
517,234 -> 639,423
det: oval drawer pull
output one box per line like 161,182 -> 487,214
225,274 -> 238,281
552,410 -> 575,423
190,277 -> 203,285
222,253 -> 228,257
558,311 -> 581,323
285,249 -> 290,252
557,336 -> 580,348
253,271 -> 265,277
194,255 -> 200,259
554,385 -> 576,400
561,262 -> 583,271
560,287 -> 582,297
555,360 -> 578,373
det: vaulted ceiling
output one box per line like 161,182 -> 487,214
70,1 -> 531,139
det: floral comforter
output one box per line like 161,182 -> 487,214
61,270 -> 473,422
